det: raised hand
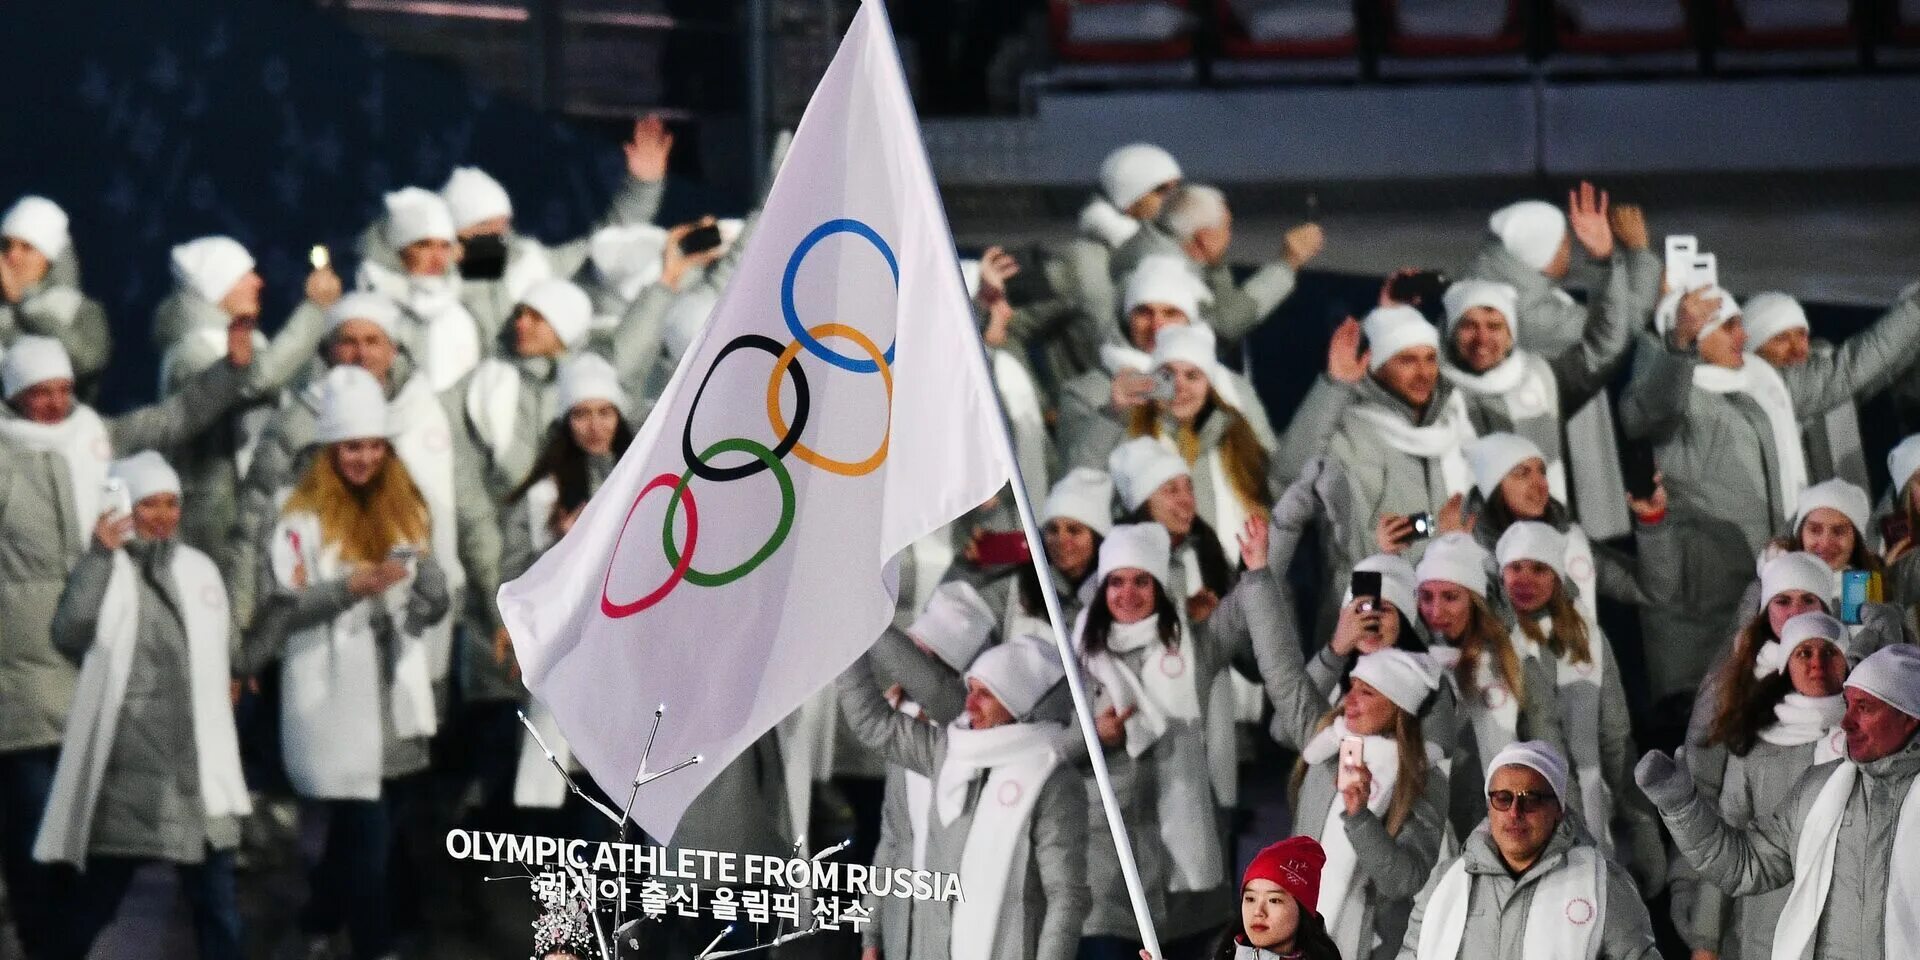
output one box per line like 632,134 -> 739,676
1567,181 -> 1614,260
1436,492 -> 1474,535
1238,515 -> 1269,572
305,265 -> 344,308
1671,287 -> 1724,351
1374,513 -> 1414,555
226,318 -> 257,368
92,510 -> 134,552
1328,316 -> 1368,385
1283,223 -> 1325,270
977,246 -> 1019,300
624,113 -> 675,182
1610,202 -> 1650,252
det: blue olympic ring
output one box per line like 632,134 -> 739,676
781,218 -> 899,373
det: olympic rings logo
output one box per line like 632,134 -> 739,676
601,219 -> 897,619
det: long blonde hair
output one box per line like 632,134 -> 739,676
282,444 -> 431,566
1290,705 -> 1429,836
1128,389 -> 1271,522
1452,593 -> 1526,705
1516,581 -> 1592,666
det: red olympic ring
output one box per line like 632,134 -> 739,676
601,473 -> 699,619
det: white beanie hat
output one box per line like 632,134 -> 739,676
1844,645 -> 1920,721
2,335 -> 74,399
909,581 -> 999,674
519,279 -> 594,350
1755,611 -> 1849,678
1362,305 -> 1439,372
1108,436 -> 1190,512
440,166 -> 513,230
589,223 -> 668,290
1741,292 -> 1809,352
1351,648 -> 1442,715
1099,143 -> 1182,210
110,450 -> 182,504
1151,323 -> 1220,382
1464,433 -> 1545,500
2,196 -> 71,260
1888,434 -> 1920,493
1496,521 -> 1567,579
383,187 -> 456,248
1488,201 -> 1568,273
1043,468 -> 1115,537
554,353 -> 628,420
662,288 -> 718,364
1654,285 -> 1740,339
170,236 -> 255,305
1344,553 -> 1419,623
1416,532 -> 1492,598
1093,523 -> 1172,595
967,636 -> 1067,720
313,365 -> 391,445
326,292 -> 402,339
1792,478 -> 1871,540
1123,254 -> 1210,321
1759,551 -> 1835,608
1485,740 -> 1571,803
1441,279 -> 1518,333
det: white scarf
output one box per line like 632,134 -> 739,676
272,510 -> 437,800
1561,526 -> 1599,624
1079,198 -> 1142,250
1303,719 -> 1403,959
1443,351 -> 1572,502
993,349 -> 1050,508
0,405 -> 112,534
1430,643 -> 1524,768
1342,390 -> 1477,500
388,375 -> 463,681
359,261 -> 483,394
1416,844 -> 1607,960
1512,618 -> 1612,854
940,719 -> 1062,960
1759,694 -> 1847,765
1084,616 -> 1200,757
900,702 -> 933,872
464,357 -> 527,468
1693,360 -> 1807,522
35,546 -> 252,867
1772,760 -> 1920,960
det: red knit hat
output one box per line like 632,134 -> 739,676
1242,836 -> 1326,916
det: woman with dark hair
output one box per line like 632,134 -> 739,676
1110,436 -> 1236,615
1005,467 -> 1112,631
1076,523 -> 1232,959
1138,836 -> 1342,960
1462,432 -> 1645,617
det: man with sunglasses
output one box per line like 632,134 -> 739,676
1397,741 -> 1662,959
1637,644 -> 1920,960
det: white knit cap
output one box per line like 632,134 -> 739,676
967,636 -> 1067,720
1741,292 -> 1809,352
1362,305 -> 1439,372
1441,279 -> 1518,333
1485,740 -> 1571,803
1792,478 -> 1871,540
326,291 -> 401,339
1495,521 -> 1567,579
2,196 -> 70,259
1,335 -> 74,398
1344,553 -> 1418,623
1099,143 -> 1182,210
662,287 -> 718,364
110,450 -> 182,504
1043,468 -> 1115,537
383,186 -> 456,248
1464,432 -> 1545,500
589,223 -> 667,289
1755,611 -> 1849,677
519,279 -> 594,350
1093,523 -> 1172,595
440,166 -> 513,230
1122,254 -> 1210,321
1759,551 -> 1835,609
1888,434 -> 1920,492
1415,532 -> 1492,598
1108,436 -> 1190,512
313,365 -> 391,445
170,236 -> 255,305
1845,645 -> 1920,720
1351,648 -> 1442,715
908,581 -> 999,674
1151,323 -> 1220,383
1654,285 -> 1741,339
1488,201 -> 1568,273
554,353 -> 628,420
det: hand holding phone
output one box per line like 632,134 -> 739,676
1336,736 -> 1366,793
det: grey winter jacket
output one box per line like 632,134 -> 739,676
0,275 -> 111,389
1110,227 -> 1298,343
838,652 -> 1089,960
1056,364 -> 1277,477
1393,817 -> 1662,960
49,540 -> 239,862
0,362 -> 245,752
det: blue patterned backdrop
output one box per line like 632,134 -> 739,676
0,0 -> 741,412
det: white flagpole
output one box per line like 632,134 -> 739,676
858,2 -> 1166,955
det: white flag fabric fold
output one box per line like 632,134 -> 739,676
497,0 -> 1012,844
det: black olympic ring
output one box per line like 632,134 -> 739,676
681,334 -> 813,482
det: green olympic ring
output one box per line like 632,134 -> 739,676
662,436 -> 796,587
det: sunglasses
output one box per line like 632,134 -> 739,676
1487,790 -> 1560,815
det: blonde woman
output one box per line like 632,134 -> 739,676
1124,323 -> 1274,542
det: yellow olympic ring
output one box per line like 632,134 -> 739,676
766,322 -> 893,477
